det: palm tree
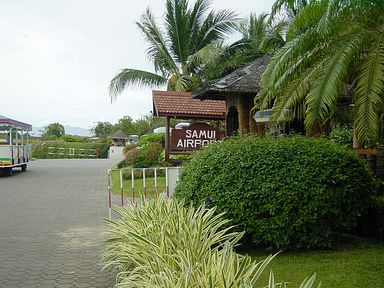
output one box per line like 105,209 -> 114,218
239,12 -> 286,55
109,0 -> 239,100
270,0 -> 311,20
256,0 -> 384,146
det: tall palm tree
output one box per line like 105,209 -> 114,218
270,0 -> 311,20
256,0 -> 384,146
239,12 -> 287,55
109,0 -> 239,100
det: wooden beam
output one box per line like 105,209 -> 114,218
165,116 -> 170,161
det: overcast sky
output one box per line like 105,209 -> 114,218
0,0 -> 275,130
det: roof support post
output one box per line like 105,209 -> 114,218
237,95 -> 250,136
165,116 -> 170,162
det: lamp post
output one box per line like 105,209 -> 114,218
253,109 -> 293,136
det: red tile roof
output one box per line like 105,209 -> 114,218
152,90 -> 226,119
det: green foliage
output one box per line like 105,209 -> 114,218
175,136 -> 376,250
91,121 -> 113,138
254,238 -> 384,288
121,168 -> 165,180
117,159 -> 129,169
102,199 -> 272,287
32,140 -> 110,159
138,133 -> 165,147
112,116 -> 135,136
109,0 -> 239,98
257,0 -> 384,146
330,126 -> 353,148
123,143 -> 138,154
110,170 -> 166,197
120,142 -> 164,168
133,114 -> 164,136
41,122 -> 65,139
61,135 -> 88,142
101,198 -> 318,287
134,142 -> 163,168
124,147 -> 142,166
356,194 -> 384,241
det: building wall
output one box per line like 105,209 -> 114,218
226,94 -> 257,136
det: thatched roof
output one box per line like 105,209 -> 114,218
152,90 -> 226,120
109,130 -> 128,139
193,54 -> 271,100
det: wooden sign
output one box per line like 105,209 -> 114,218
171,123 -> 223,151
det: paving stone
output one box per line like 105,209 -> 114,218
56,284 -> 74,288
0,159 -> 116,287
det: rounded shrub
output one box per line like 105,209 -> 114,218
138,133 -> 165,147
356,194 -> 384,241
133,142 -> 163,168
330,126 -> 353,148
175,136 -> 376,250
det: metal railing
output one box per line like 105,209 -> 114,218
107,167 -> 181,220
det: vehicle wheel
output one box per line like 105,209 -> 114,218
6,167 -> 13,176
21,164 -> 27,172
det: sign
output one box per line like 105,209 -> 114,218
171,123 -> 223,151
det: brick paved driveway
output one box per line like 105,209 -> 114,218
0,159 -> 116,288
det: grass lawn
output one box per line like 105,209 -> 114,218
110,170 -> 166,198
246,238 -> 384,287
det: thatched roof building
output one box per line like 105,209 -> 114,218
109,130 -> 128,146
193,54 -> 271,136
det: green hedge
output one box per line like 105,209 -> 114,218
117,143 -> 164,168
32,141 -> 110,159
138,133 -> 165,147
356,194 -> 384,241
134,142 -> 163,168
330,127 -> 353,148
175,136 -> 376,250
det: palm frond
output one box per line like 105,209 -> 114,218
260,19 -> 287,52
271,59 -> 324,122
240,13 -> 269,41
189,0 -> 212,51
137,9 -> 178,75
286,0 -> 326,41
354,32 -> 384,145
190,40 -> 255,81
174,74 -> 195,92
304,31 -> 364,129
258,27 -> 324,107
198,9 -> 239,50
271,0 -> 312,21
109,69 -> 167,101
165,0 -> 190,69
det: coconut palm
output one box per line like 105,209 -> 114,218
270,0 -> 311,20
239,12 -> 287,55
256,0 -> 384,146
109,0 -> 239,100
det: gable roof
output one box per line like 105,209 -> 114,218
109,130 -> 128,139
193,54 -> 271,100
0,115 -> 32,131
152,90 -> 226,119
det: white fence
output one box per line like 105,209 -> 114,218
107,167 -> 181,219
48,147 -> 97,158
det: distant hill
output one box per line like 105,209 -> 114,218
31,125 -> 92,137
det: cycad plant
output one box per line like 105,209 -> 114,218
256,0 -> 384,146
109,0 -> 239,100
